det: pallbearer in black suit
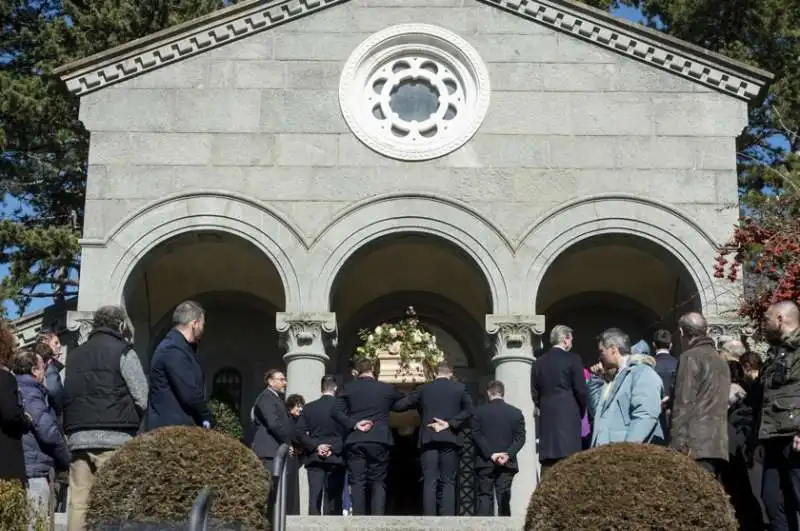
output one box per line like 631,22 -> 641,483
394,362 -> 473,516
531,324 -> 588,474
471,380 -> 526,517
333,358 -> 404,516
295,375 -> 346,516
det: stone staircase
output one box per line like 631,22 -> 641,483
55,513 -> 522,530
287,516 -> 522,530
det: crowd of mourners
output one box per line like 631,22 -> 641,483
533,301 -> 800,531
1,299 -> 800,531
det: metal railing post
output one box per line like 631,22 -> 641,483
189,487 -> 214,531
271,443 -> 291,531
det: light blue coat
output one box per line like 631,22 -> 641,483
588,354 -> 664,447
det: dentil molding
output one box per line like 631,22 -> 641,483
55,0 -> 348,96
56,0 -> 771,101
478,0 -> 771,101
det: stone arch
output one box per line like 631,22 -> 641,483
309,193 -> 515,313
522,194 -> 720,316
101,192 -> 304,311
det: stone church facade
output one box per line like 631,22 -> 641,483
47,0 -> 770,518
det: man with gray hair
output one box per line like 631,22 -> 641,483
146,300 -> 213,431
720,339 -> 747,362
62,305 -> 148,531
587,328 -> 663,447
532,324 -> 588,474
670,312 -> 730,477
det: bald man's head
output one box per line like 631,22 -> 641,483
678,312 -> 707,341
764,300 -> 800,344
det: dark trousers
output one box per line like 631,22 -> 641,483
476,466 -> 515,517
346,443 -> 390,515
420,442 -> 460,516
307,463 -> 346,516
539,458 -> 562,478
261,458 -> 277,522
721,450 -> 766,531
763,437 -> 800,531
697,458 -> 725,479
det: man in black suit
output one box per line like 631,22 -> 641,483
651,329 -> 678,443
472,380 -> 526,517
531,324 -> 588,474
394,362 -> 473,516
333,358 -> 404,516
295,374 -> 346,515
250,369 -> 293,517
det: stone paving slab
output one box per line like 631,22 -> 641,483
286,516 -> 522,530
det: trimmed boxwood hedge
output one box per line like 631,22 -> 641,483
86,426 -> 269,530
526,443 -> 737,530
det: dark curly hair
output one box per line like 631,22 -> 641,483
0,319 -> 18,369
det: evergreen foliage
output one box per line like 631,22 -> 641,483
86,426 -> 269,530
526,443 -> 737,530
0,479 -> 30,531
0,1 -> 233,315
209,397 -> 244,440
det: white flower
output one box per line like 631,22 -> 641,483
389,341 -> 402,354
412,332 -> 422,343
375,326 -> 383,335
389,328 -> 398,338
367,334 -> 374,343
431,335 -> 437,344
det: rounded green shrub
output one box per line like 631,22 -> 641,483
209,398 -> 244,440
0,479 -> 29,531
86,426 -> 269,530
526,443 -> 737,530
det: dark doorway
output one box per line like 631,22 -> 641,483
386,428 -> 423,515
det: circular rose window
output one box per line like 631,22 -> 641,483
339,24 -> 491,161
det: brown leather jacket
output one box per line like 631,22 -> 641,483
669,336 -> 730,461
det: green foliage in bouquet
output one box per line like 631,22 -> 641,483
354,306 -> 445,377
86,426 -> 269,530
526,443 -> 736,530
209,397 -> 244,440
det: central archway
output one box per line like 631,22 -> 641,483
329,232 -> 492,516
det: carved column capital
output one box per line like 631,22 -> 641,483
276,312 -> 337,363
707,320 -> 747,349
66,311 -> 95,346
485,314 -> 546,365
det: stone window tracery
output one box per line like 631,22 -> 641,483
340,24 -> 491,161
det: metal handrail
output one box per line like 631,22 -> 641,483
272,443 -> 291,531
188,487 -> 214,531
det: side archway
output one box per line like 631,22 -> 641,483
308,194 -> 515,314
97,192 -> 304,311
522,195 -> 721,317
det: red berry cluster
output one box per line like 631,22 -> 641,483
714,195 -> 800,323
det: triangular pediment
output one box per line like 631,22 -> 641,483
56,0 -> 772,101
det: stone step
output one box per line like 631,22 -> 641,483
287,516 -> 521,530
55,513 -> 521,530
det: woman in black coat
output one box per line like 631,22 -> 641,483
0,320 -> 29,485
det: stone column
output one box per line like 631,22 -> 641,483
276,312 -> 337,516
486,314 -> 546,521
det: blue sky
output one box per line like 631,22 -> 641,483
0,4 -> 768,318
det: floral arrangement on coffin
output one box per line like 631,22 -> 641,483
354,306 -> 445,382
